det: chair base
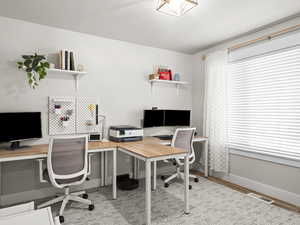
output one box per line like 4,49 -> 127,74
163,167 -> 198,185
38,188 -> 93,217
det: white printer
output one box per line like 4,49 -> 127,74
109,125 -> 144,142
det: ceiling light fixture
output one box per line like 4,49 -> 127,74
156,0 -> 198,16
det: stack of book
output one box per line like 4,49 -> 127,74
59,50 -> 75,71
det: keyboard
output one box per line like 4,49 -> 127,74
153,135 -> 173,140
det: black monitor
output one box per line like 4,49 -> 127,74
143,110 -> 164,128
164,110 -> 190,126
0,112 -> 42,150
143,109 -> 191,127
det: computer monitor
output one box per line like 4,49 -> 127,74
143,109 -> 191,127
143,110 -> 164,128
0,112 -> 42,150
164,110 -> 190,126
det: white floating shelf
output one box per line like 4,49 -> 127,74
149,79 -> 189,95
47,68 -> 87,91
149,79 -> 188,85
47,68 -> 87,75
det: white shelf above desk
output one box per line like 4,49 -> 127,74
149,79 -> 189,95
47,68 -> 87,91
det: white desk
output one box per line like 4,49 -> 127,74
0,143 -> 117,206
118,140 -> 190,225
132,136 -> 209,184
0,138 -> 195,225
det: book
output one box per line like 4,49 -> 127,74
70,51 -> 75,71
64,50 -> 68,70
59,50 -> 65,70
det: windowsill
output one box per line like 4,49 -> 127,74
229,148 -> 300,169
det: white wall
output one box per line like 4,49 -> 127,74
192,16 -> 300,205
0,16 -> 195,204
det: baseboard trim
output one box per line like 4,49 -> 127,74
218,173 -> 300,207
1,179 -> 101,207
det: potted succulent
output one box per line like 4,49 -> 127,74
17,53 -> 50,89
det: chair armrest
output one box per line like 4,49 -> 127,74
36,159 -> 47,183
87,153 -> 95,176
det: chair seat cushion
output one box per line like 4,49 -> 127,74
43,169 -> 84,185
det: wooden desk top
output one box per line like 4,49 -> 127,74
118,138 -> 187,159
0,136 -> 206,160
0,141 -> 118,160
0,145 -> 48,159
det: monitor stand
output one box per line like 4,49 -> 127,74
7,141 -> 30,151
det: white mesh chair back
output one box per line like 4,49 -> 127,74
171,128 -> 196,166
47,135 -> 88,188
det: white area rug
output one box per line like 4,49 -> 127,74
63,177 -> 300,225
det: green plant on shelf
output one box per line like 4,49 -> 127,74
17,53 -> 50,89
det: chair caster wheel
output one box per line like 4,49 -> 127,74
189,185 -> 192,190
161,176 -> 165,181
88,204 -> 95,211
59,216 -> 65,223
164,183 -> 169,188
82,193 -> 88,199
194,178 -> 199,183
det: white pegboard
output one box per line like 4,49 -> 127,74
48,96 -> 76,135
76,97 -> 103,134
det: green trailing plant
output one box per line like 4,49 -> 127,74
17,53 -> 50,89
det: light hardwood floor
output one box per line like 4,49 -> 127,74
192,170 -> 300,214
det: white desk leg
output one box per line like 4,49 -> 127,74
184,154 -> 190,214
152,161 -> 157,191
112,149 -> 117,199
100,152 -> 105,187
204,140 -> 209,178
136,159 -> 140,179
104,152 -> 108,185
132,158 -> 139,179
145,160 -> 151,225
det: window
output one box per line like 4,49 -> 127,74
228,47 -> 300,162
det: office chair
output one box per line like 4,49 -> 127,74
37,135 -> 94,223
161,128 -> 199,189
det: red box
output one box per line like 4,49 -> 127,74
158,69 -> 172,80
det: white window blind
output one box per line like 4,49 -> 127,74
228,47 -> 300,162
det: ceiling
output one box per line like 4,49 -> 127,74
0,0 -> 300,54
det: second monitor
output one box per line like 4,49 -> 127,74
143,109 -> 190,128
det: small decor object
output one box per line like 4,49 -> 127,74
77,64 -> 84,72
156,0 -> 199,17
158,68 -> 172,80
54,105 -> 62,115
88,104 -> 95,118
61,116 -> 70,127
66,109 -> 73,116
86,119 -> 94,126
17,53 -> 50,89
173,73 -> 180,81
49,63 -> 55,69
149,74 -> 160,80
